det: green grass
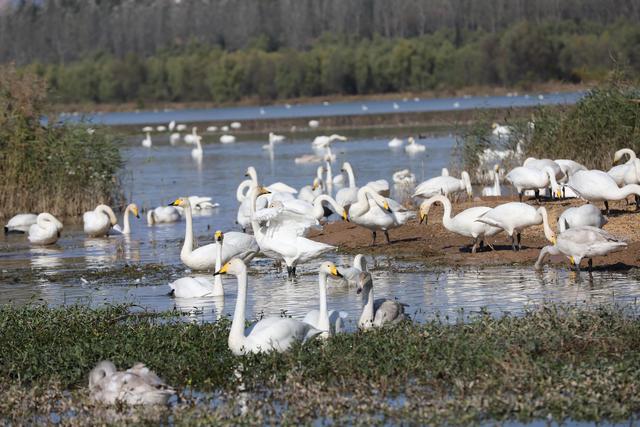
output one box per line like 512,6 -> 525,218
1,303 -> 639,424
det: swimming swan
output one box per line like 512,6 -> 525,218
147,206 -> 182,225
356,272 -> 407,329
169,231 -> 225,297
111,203 -> 139,235
88,360 -> 175,405
4,213 -> 38,233
418,195 -> 502,253
534,226 -> 626,272
83,204 -> 118,237
215,258 -> 322,354
28,213 -> 63,245
475,202 -> 556,251
404,137 -> 426,154
170,197 -> 259,270
302,261 -> 348,338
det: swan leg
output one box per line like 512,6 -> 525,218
562,186 -> 566,199
471,238 -> 477,254
604,201 -> 609,215
588,258 -> 593,273
479,239 -> 485,251
511,235 -> 517,251
384,230 -> 391,244
518,192 -> 523,203
370,231 -> 377,246
287,266 -> 294,278
486,240 -> 495,251
534,189 -> 540,202
517,232 -> 522,251
635,195 -> 640,210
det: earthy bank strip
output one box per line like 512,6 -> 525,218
311,196 -> 640,269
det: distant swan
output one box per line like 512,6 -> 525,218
405,137 -> 425,154
141,132 -> 152,148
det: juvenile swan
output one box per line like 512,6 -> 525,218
88,360 -> 175,405
356,272 -> 407,329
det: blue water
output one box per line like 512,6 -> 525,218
57,91 -> 584,126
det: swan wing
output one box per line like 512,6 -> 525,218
169,277 -> 214,298
373,299 -> 407,326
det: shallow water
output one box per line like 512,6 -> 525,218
2,132 -> 639,325
57,91 -> 583,126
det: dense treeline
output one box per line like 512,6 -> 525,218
24,21 -> 640,104
2,0 -> 640,64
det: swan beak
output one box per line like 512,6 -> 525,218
169,198 -> 183,207
356,286 -> 362,294
213,262 -> 230,276
569,256 -> 575,266
259,187 -> 271,195
132,207 -> 140,218
342,210 -> 348,221
214,230 -> 223,240
555,190 -> 562,199
312,182 -> 318,190
419,212 -> 427,224
383,201 -> 391,212
551,236 -> 557,245
330,265 -> 343,278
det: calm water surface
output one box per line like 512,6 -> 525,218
1,131 -> 639,324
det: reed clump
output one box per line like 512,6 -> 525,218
1,303 -> 639,424
0,66 -> 122,219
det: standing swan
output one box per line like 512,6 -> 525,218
169,231 -> 225,297
356,272 -> 407,329
534,226 -> 626,272
418,195 -> 502,253
170,197 -> 259,270
475,202 -> 556,251
567,169 -> 640,214
215,258 -> 322,354
28,213 -> 63,245
83,205 -> 118,237
88,360 -> 175,405
302,261 -> 348,338
111,203 -> 139,235
558,204 -> 607,233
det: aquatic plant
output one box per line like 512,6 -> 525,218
1,303 -> 639,424
0,66 -> 122,218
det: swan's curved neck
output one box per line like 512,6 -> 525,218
325,161 -> 333,194
229,270 -> 248,353
359,282 -> 374,329
213,240 -> 223,294
96,205 -> 117,226
493,171 -> 500,194
431,195 -> 453,230
249,189 -> 265,240
147,210 -> 155,225
313,195 -> 341,219
236,180 -> 253,202
619,184 -> 640,199
534,245 -> 560,269
618,148 -> 637,163
344,163 -> 356,188
318,272 -> 330,337
122,205 -> 132,234
353,254 -> 367,271
247,168 -> 258,185
181,202 -> 195,259
537,207 -> 555,243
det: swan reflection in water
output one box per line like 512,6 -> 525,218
173,293 -> 225,322
30,247 -> 63,272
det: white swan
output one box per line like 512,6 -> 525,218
392,169 -> 415,187
534,226 -> 627,272
206,125 -> 218,132
216,258 -> 322,354
405,137 -> 425,154
142,126 -> 153,133
176,124 -> 187,132
356,272 -> 407,329
475,202 -> 556,251
141,132 -> 152,148
441,168 -> 449,176
170,197 -> 259,270
555,159 -> 587,181
168,120 -> 176,131
388,137 -> 403,148
28,213 -> 63,245
337,254 -> 368,285
183,127 -> 198,144
156,125 -> 166,132
4,213 -> 38,233
567,169 -> 640,213
522,157 -> 564,180
191,136 -> 203,161
607,148 -> 640,186
298,170 -> 325,203
506,166 -> 561,201
312,134 -> 346,148
418,195 -> 502,253
147,206 -> 182,225
308,120 -> 320,128
491,123 -> 512,138
169,231 -> 225,297
302,261 -> 348,338
111,203 -> 140,235
413,171 -> 472,199
269,132 -> 285,143
220,134 -> 236,144
88,360 -> 175,405
558,204 -> 607,233
348,186 -> 412,245
169,132 -> 181,145
248,187 -> 335,277
83,204 -> 118,237
187,196 -> 219,210
246,166 -> 297,195
481,165 -> 502,196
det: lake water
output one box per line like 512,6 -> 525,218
2,131 -> 639,325
57,91 -> 584,126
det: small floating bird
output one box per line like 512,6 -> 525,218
88,360 -> 175,405
230,121 -> 242,129
308,120 -> 320,128
28,213 -> 64,245
534,226 -> 626,272
215,258 -> 322,354
356,272 -> 407,329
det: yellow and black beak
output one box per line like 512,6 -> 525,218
169,198 -> 183,207
383,201 -> 391,212
419,212 -> 427,224
569,256 -> 575,266
551,236 -> 557,245
259,187 -> 271,196
215,230 -> 223,240
342,210 -> 348,221
132,207 -> 140,219
213,262 -> 230,276
330,265 -> 343,278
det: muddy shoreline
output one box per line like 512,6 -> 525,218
311,196 -> 640,270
